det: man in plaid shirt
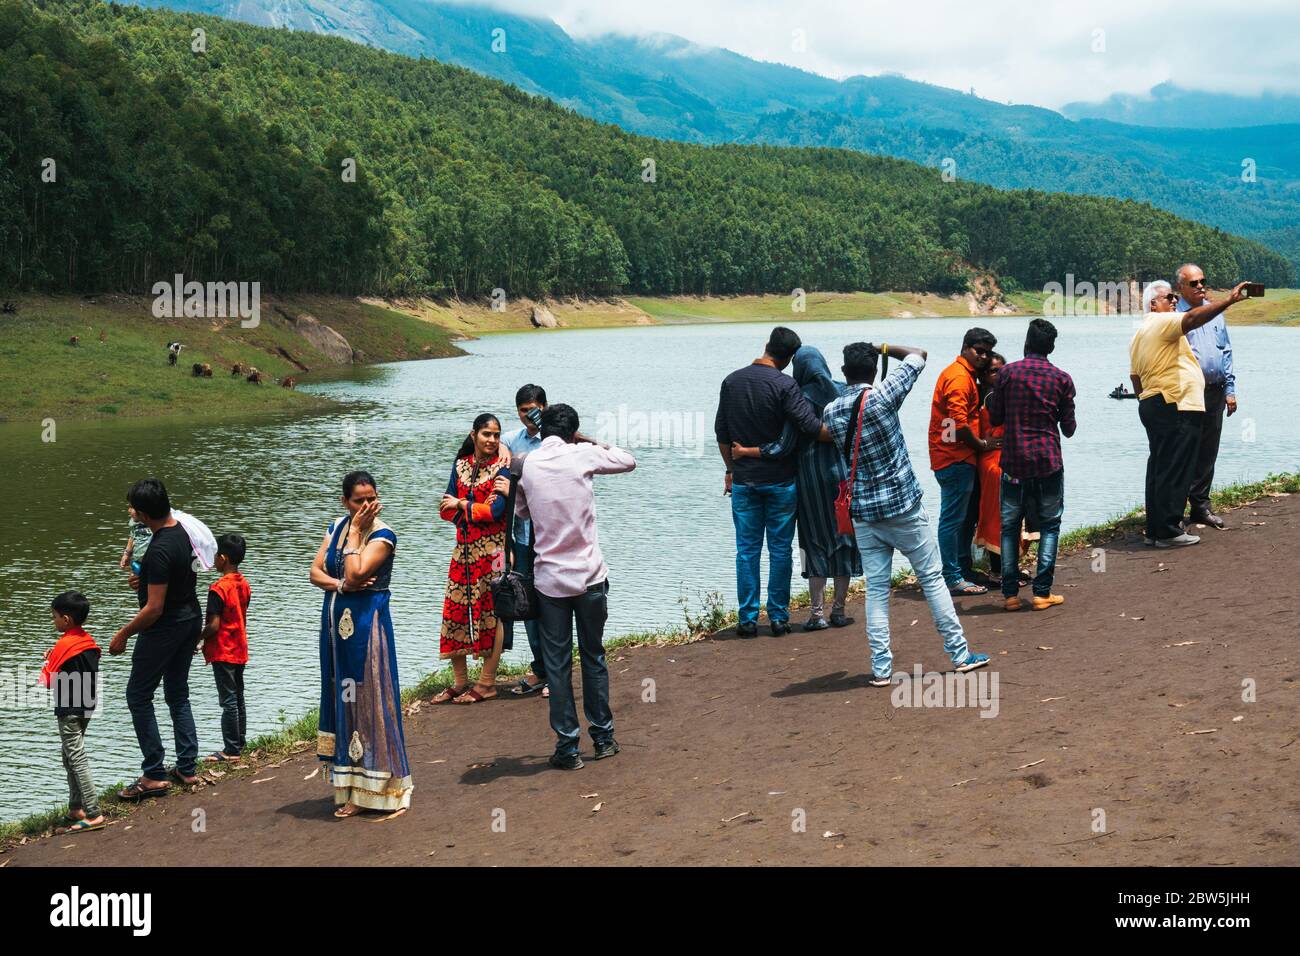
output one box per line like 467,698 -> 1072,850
824,341 -> 989,684
986,319 -> 1076,611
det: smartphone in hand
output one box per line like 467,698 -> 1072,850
1244,283 -> 1266,298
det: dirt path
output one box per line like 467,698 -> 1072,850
8,494 -> 1299,866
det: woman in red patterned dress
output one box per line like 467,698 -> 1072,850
434,413 -> 511,704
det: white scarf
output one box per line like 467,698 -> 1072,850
172,509 -> 217,570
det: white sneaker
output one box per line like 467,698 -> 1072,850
1154,533 -> 1200,548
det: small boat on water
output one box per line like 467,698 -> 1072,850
1108,383 -> 1138,400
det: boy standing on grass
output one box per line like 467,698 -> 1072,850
200,534 -> 251,764
41,591 -> 105,832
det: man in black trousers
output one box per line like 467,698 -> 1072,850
515,405 -> 637,770
109,478 -> 202,798
1175,263 -> 1238,529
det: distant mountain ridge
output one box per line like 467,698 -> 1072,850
1064,82 -> 1300,129
129,0 -> 1300,269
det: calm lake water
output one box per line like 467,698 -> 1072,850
2,316 -> 1296,820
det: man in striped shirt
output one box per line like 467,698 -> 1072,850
824,341 -> 989,684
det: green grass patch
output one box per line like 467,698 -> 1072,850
0,294 -> 462,424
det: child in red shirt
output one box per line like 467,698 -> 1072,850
201,534 -> 250,763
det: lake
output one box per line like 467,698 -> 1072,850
2,316 -> 1296,821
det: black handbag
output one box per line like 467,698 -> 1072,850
490,565 -> 539,622
489,456 -> 540,622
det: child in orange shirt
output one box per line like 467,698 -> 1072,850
200,534 -> 250,763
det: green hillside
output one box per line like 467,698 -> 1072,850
128,1 -> 1300,273
1,0 -> 1292,303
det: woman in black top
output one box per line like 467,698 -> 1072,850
109,478 -> 203,800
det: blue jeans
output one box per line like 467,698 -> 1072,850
934,461 -> 977,587
538,581 -> 613,757
513,540 -> 544,680
1000,471 -> 1064,597
731,480 -> 798,625
853,502 -> 972,678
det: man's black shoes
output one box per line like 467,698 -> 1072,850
549,752 -> 584,771
736,621 -> 758,638
592,739 -> 621,760
1191,510 -> 1225,530
770,621 -> 791,636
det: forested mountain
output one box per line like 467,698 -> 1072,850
130,0 -> 1300,271
1,0 -> 1292,299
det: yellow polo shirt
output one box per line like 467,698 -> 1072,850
1130,312 -> 1205,412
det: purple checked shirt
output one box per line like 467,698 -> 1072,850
986,354 -> 1077,479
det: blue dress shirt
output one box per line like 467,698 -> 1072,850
1177,296 -> 1235,396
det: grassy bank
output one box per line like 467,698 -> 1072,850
7,288 -> 1299,424
0,294 -> 462,424
4,469 -> 1295,847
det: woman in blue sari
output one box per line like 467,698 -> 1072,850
309,470 -> 412,818
731,346 -> 862,630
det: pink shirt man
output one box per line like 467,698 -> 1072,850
515,436 -> 637,598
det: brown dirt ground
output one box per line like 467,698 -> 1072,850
7,494 -> 1299,867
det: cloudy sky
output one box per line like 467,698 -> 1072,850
451,0 -> 1300,108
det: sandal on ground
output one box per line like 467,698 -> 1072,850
454,685 -> 497,704
510,677 -> 547,697
334,803 -> 364,819
203,751 -> 239,764
62,817 -> 107,832
169,767 -> 200,786
432,684 -> 471,704
949,581 -> 988,596
118,780 -> 169,802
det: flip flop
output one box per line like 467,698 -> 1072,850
510,678 -> 547,697
63,817 -> 106,832
118,780 -> 169,802
432,684 -> 471,704
203,751 -> 238,763
949,581 -> 989,596
453,687 -> 496,704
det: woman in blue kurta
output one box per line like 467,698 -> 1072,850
309,470 -> 412,818
730,346 -> 862,630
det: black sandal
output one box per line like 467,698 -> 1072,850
510,677 -> 547,697
118,780 -> 169,802
169,767 -> 201,787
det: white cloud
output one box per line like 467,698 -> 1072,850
435,0 -> 1300,108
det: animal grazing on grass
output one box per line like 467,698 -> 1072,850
231,362 -> 245,376
281,377 -> 296,389
192,363 -> 213,378
246,368 -> 263,384
69,335 -> 80,346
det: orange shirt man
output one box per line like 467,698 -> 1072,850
929,329 -> 1000,593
